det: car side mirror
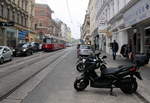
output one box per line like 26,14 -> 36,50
102,56 -> 107,59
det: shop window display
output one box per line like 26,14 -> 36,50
145,29 -> 150,53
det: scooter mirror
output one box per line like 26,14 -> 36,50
102,56 -> 107,59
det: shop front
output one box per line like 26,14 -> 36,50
92,28 -> 99,50
18,30 -> 29,43
124,0 -> 150,54
0,27 -> 5,46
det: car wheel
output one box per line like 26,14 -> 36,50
30,50 -> 33,55
0,58 -> 4,64
26,51 -> 30,56
14,53 -> 18,57
10,56 -> 13,61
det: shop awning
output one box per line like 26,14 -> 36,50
99,29 -> 112,37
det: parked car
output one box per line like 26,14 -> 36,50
0,46 -> 13,64
78,45 -> 93,57
66,43 -> 72,47
30,42 -> 43,52
30,42 -> 40,52
13,43 -> 34,56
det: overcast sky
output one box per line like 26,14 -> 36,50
35,0 -> 89,39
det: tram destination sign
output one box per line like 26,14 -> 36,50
0,21 -> 15,26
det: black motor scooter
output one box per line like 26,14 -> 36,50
74,58 -> 143,95
76,52 -> 107,72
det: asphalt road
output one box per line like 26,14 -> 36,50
19,47 -> 144,103
0,48 -> 67,102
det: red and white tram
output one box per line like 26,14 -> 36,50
42,36 -> 66,51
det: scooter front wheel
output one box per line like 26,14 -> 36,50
76,63 -> 84,72
74,78 -> 89,91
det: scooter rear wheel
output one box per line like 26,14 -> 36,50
74,78 -> 89,91
120,79 -> 137,94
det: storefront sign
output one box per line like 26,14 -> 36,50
0,21 -> 15,26
18,31 -> 29,39
124,0 -> 150,26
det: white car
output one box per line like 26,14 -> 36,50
79,45 -> 93,57
0,46 -> 13,64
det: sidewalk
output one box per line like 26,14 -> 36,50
103,53 -> 150,102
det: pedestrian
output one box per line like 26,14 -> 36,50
111,40 -> 119,60
120,44 -> 128,57
77,44 -> 80,57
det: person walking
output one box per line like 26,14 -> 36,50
112,40 -> 119,60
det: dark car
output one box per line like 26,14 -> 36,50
13,43 -> 34,56
30,42 -> 42,52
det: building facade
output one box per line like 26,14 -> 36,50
81,12 -> 91,45
87,0 -> 147,55
88,0 -> 97,45
34,4 -> 53,42
123,0 -> 150,55
0,0 -> 35,47
61,22 -> 71,42
52,19 -> 62,37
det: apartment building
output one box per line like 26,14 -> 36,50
34,4 -> 53,41
87,0 -> 149,55
81,12 -> 90,45
61,22 -> 71,42
0,0 -> 35,47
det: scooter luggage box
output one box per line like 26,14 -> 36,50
134,54 -> 149,66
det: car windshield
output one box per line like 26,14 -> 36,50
80,45 -> 91,49
43,38 -> 52,43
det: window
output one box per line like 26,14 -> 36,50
35,24 -> 37,29
39,23 -> 42,26
2,5 -> 3,17
18,0 -> 20,7
0,5 -> 1,17
22,0 -> 24,9
12,11 -> 15,21
17,13 -> 19,24
39,10 -> 46,16
7,8 -> 10,20
25,1 -> 28,11
10,9 -> 13,21
25,17 -> 27,26
43,38 -> 52,43
21,15 -> 23,25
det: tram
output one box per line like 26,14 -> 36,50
42,36 -> 66,51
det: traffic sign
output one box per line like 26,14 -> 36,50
0,21 -> 15,26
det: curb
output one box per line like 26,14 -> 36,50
135,92 -> 150,103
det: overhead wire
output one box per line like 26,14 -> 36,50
65,0 -> 74,25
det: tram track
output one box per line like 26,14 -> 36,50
0,49 -> 65,79
0,50 -> 63,68
0,49 -> 67,101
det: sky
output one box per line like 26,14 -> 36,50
35,0 -> 89,39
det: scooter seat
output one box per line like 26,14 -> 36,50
102,65 -> 134,75
102,68 -> 120,75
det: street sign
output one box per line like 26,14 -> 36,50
0,21 -> 15,26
